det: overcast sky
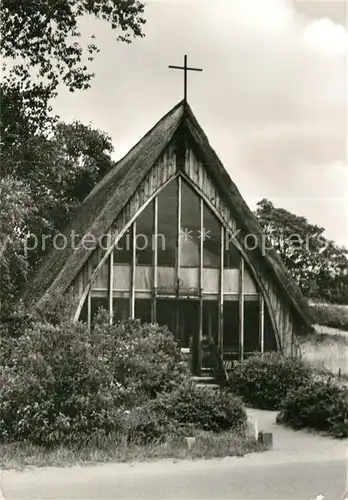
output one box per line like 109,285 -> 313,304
53,0 -> 347,246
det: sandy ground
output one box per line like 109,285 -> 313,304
1,409 -> 347,500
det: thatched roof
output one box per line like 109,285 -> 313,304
23,100 -> 315,328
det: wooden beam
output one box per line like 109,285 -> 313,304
87,259 -> 92,330
239,258 -> 244,361
152,197 -> 158,322
198,198 -> 204,374
259,295 -> 265,354
175,176 -> 182,354
130,222 -> 136,318
219,226 -> 224,355
176,176 -> 182,295
199,198 -> 204,294
108,250 -> 114,325
78,272 -> 83,298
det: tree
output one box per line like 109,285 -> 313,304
0,177 -> 35,309
1,0 -> 146,128
0,0 -> 146,313
0,122 -> 116,312
255,199 -> 348,304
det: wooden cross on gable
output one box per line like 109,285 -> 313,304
169,54 -> 203,102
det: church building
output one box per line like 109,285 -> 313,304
24,88 -> 314,375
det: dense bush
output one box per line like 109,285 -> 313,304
126,383 -> 247,444
226,352 -> 312,410
0,318 -> 188,446
277,378 -> 348,438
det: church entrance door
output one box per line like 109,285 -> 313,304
156,298 -> 201,374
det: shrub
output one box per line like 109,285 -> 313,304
0,318 -> 188,446
226,352 -> 312,410
123,405 -> 195,444
277,378 -> 348,438
127,383 -> 247,444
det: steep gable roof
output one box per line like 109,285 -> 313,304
23,100 -> 315,328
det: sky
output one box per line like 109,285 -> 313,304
53,0 -> 347,246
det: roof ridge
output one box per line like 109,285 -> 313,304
84,99 -> 186,205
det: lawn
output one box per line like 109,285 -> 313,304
310,301 -> 348,332
0,429 -> 265,469
301,301 -> 348,380
299,329 -> 348,381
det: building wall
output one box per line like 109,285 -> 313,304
72,139 -> 296,354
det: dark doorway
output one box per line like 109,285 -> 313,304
156,298 -> 200,374
244,300 -> 260,354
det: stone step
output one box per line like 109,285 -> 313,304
191,375 -> 216,383
191,374 -> 222,390
195,383 -> 221,390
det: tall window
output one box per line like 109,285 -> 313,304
224,232 -> 240,268
264,306 -> 277,351
180,181 -> 200,267
91,297 -> 108,321
244,301 -> 260,353
203,204 -> 220,268
114,229 -> 132,264
156,298 -> 177,335
135,299 -> 152,323
157,181 -> 177,267
203,301 -> 218,343
113,298 -> 129,322
135,202 -> 154,265
223,302 -> 239,351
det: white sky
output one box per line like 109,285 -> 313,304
53,0 -> 347,246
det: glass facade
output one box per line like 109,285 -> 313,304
79,175 -> 276,371
157,181 -> 177,267
135,202 -> 154,266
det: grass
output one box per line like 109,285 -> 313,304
310,301 -> 348,332
299,330 -> 348,381
0,429 -> 266,469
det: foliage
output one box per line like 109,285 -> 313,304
0,177 -> 34,308
123,404 -> 194,445
0,318 -> 188,446
0,430 -> 262,468
0,121 -> 115,312
127,384 -> 247,444
255,199 -> 348,304
1,0 -> 145,130
277,378 -> 348,438
0,0 -> 147,313
226,352 -> 313,410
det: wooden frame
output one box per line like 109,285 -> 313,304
239,257 -> 245,360
87,259 -> 92,329
74,174 -> 179,321
176,176 -> 182,294
76,171 -> 280,356
130,222 -> 136,318
152,197 -> 158,322
108,250 -> 114,325
259,294 -> 265,354
175,177 -> 182,335
198,198 -> 204,374
219,225 -> 224,355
